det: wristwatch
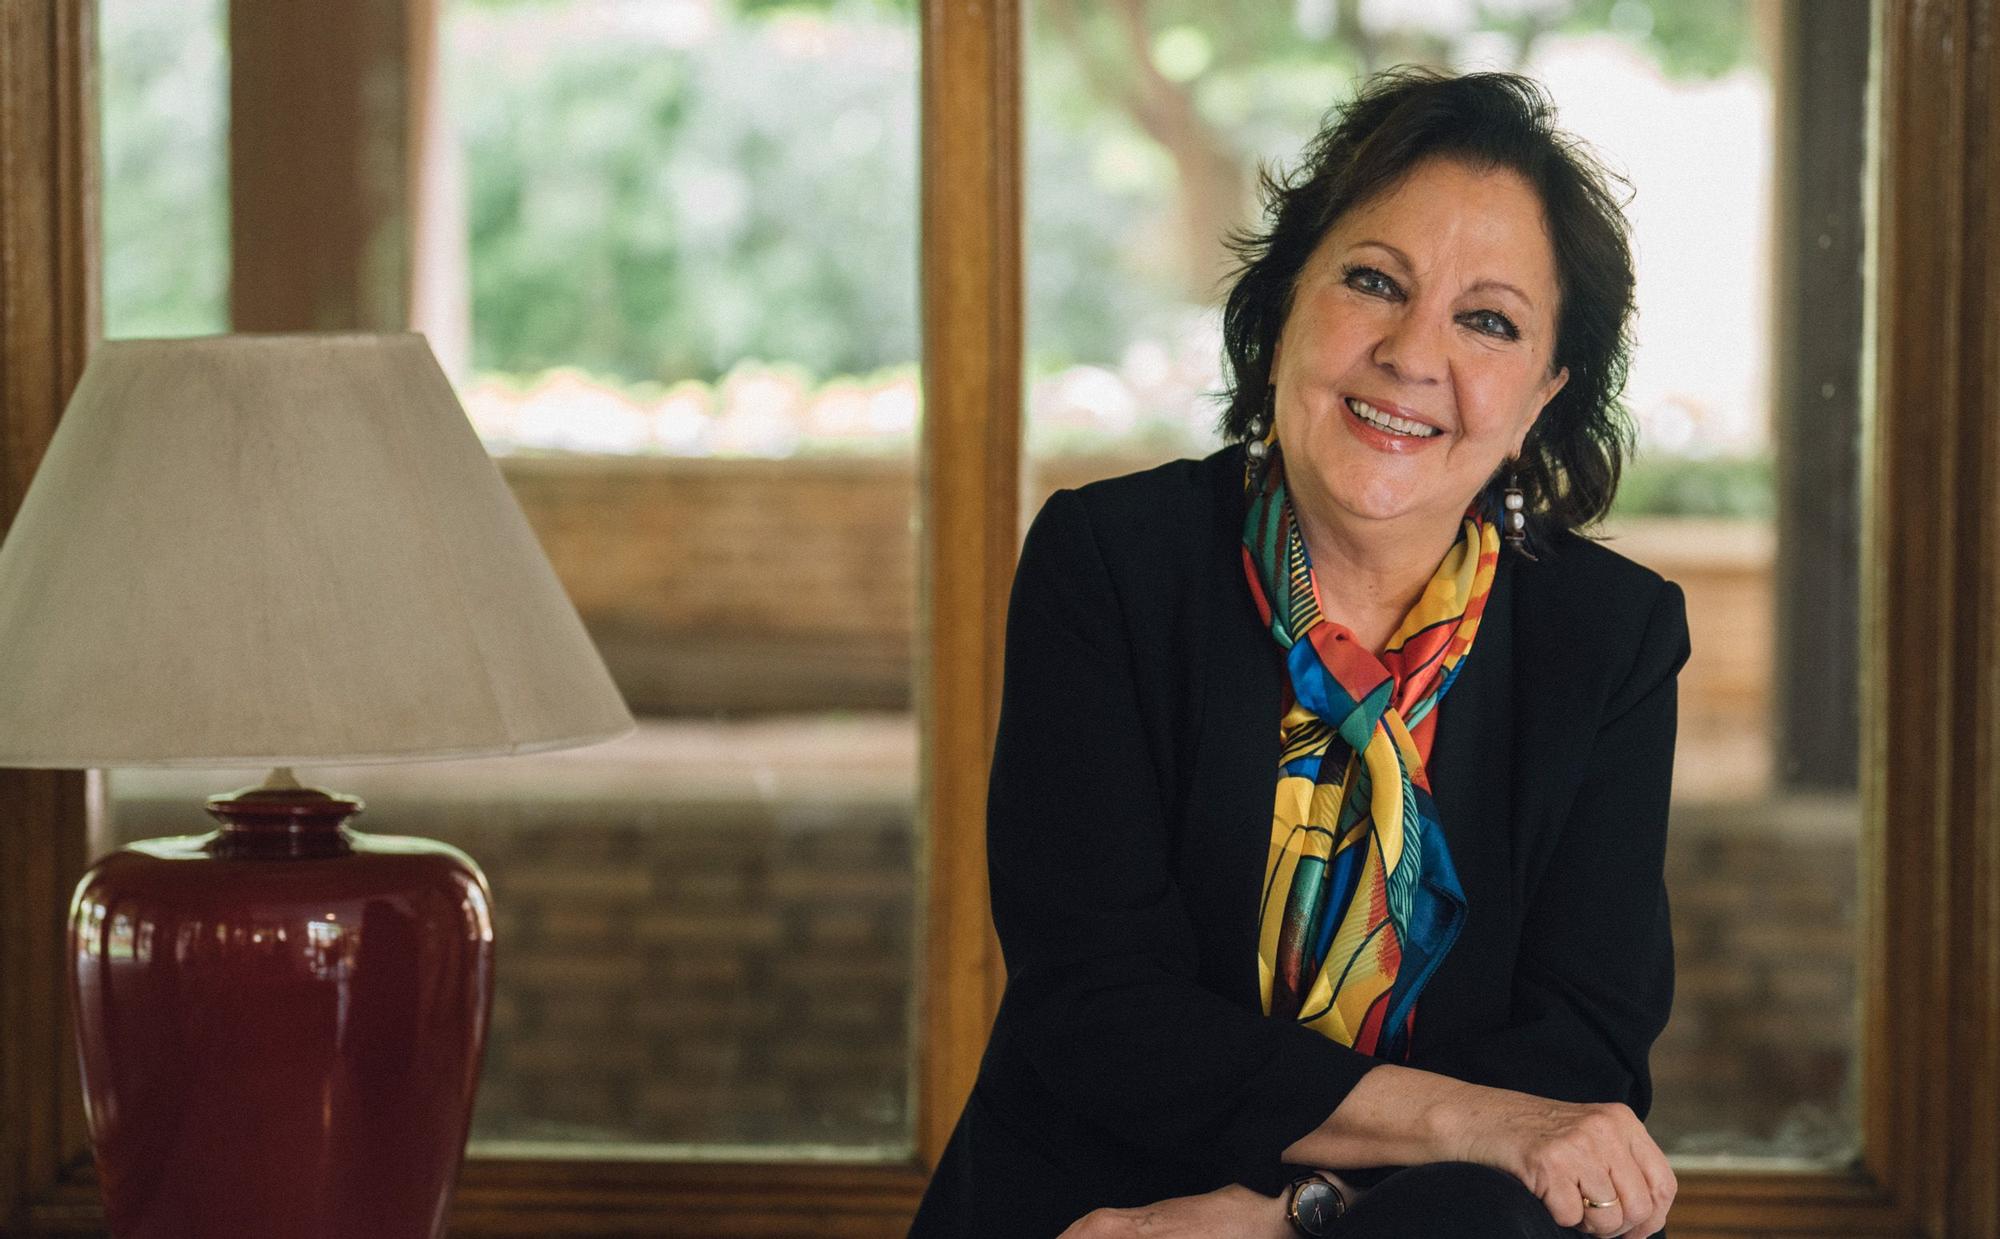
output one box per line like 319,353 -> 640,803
1284,1172 -> 1348,1236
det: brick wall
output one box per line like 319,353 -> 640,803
472,809 -> 913,1147
502,455 -> 1780,801
1648,797 -> 1857,1159
111,763 -> 1855,1160
502,455 -> 919,714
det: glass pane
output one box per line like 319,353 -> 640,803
1026,0 -> 1862,1163
100,0 -> 227,339
99,0 -> 921,1158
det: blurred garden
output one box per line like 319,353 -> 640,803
103,0 -> 1774,519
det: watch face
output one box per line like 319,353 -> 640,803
1292,1180 -> 1341,1234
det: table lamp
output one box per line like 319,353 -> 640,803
0,334 -> 636,1239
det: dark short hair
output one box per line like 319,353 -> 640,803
1218,66 -> 1638,546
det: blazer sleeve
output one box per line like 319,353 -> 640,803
1413,575 -> 1691,1119
985,488 -> 1386,1198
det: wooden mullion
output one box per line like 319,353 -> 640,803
450,1161 -> 928,1236
915,0 -> 1022,1173
48,0 -> 99,1177
1866,1 -> 2000,1237
15,1164 -> 1936,1239
1666,1167 -> 1907,1236
0,0 -> 98,1232
28,1160 -> 932,1235
227,0 -> 415,332
1944,0 -> 2000,1229
1860,0 -> 1943,1224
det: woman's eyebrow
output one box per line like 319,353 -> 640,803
1349,238 -> 1535,309
1464,277 -> 1536,307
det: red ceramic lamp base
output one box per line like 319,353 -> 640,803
67,779 -> 495,1239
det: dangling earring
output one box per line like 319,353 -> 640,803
1501,460 -> 1534,560
1245,383 -> 1275,489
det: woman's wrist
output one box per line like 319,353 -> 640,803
1417,1074 -> 1488,1162
1282,1063 -> 1493,1168
1215,1180 -> 1312,1239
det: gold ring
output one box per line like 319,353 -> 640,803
1583,1196 -> 1619,1209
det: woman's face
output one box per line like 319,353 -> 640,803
1270,156 -> 1570,537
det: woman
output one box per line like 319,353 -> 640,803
909,67 -> 1687,1238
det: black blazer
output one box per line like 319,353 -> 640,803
909,443 -> 1691,1238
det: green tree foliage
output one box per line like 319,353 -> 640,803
1026,0 -> 1759,316
100,0 -> 228,339
98,0 -> 1769,514
1557,0 -> 1757,78
455,11 -> 919,384
1612,452 -> 1774,520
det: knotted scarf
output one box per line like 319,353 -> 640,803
1242,439 -> 1498,1062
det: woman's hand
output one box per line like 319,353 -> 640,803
1055,1181 -> 1294,1239
1448,1091 -> 1676,1237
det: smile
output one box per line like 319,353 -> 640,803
1343,396 -> 1441,439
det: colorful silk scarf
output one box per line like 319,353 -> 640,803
1242,440 -> 1499,1062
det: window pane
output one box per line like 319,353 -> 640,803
1025,0 -> 1862,1163
100,0 -> 227,338
99,0 -> 922,1158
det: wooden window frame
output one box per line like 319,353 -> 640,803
3,0 -> 1995,1234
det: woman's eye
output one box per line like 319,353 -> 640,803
1344,264 -> 1520,341
1465,310 -> 1520,340
1343,265 -> 1396,297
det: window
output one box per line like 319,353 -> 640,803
1023,0 -> 1864,1162
6,1 -> 1994,1234
100,0 -> 927,1159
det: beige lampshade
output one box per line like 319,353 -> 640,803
0,333 -> 636,768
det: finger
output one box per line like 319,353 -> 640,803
1575,1179 -> 1626,1236
1057,1207 -> 1127,1239
1630,1137 -> 1678,1238
1602,1152 -> 1655,1236
1538,1175 -> 1585,1231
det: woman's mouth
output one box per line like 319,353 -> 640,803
1344,397 -> 1440,439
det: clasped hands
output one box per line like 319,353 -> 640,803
1056,1091 -> 1675,1237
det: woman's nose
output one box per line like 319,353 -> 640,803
1370,311 -> 1447,385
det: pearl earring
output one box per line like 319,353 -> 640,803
1245,383 -> 1274,489
1502,461 -> 1534,560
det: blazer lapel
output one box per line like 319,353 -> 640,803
1416,550 -> 1519,1040
1177,446 -> 1290,1011
1428,546 -> 1517,898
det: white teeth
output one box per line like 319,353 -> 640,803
1346,398 -> 1438,438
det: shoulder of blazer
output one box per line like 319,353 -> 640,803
1058,453 -> 1216,555
1036,453 -> 1223,615
1510,526 -> 1693,722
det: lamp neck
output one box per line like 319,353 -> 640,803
203,777 -> 363,859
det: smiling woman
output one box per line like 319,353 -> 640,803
1220,71 -> 1639,557
1263,157 -> 1576,648
912,68 -> 1684,1239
